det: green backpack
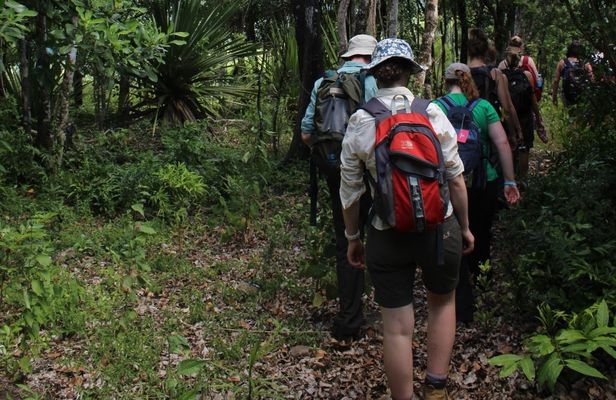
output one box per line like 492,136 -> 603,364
313,70 -> 366,175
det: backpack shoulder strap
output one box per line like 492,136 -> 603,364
467,98 -> 481,112
361,97 -> 390,124
521,56 -> 528,67
410,97 -> 431,118
437,95 -> 455,112
358,70 -> 368,105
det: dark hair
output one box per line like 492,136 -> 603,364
566,40 -> 582,58
506,50 -> 521,68
372,57 -> 413,87
445,70 -> 479,100
509,35 -> 524,48
468,28 -> 489,60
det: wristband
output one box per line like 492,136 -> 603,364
504,180 -> 517,187
344,230 -> 361,241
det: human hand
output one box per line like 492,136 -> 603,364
504,184 -> 521,204
347,239 -> 366,269
537,125 -> 549,144
461,228 -> 475,256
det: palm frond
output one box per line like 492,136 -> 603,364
143,0 -> 258,124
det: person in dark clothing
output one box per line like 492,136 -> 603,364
300,34 -> 378,340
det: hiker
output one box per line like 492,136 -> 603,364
300,34 -> 378,340
341,38 -> 474,400
468,28 -> 523,150
502,49 -> 548,178
552,40 -> 594,107
498,35 -> 544,102
435,63 -> 521,323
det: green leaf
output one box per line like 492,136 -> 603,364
172,31 -> 190,38
31,280 -> 43,297
312,291 -> 324,307
499,361 -> 519,377
177,359 -> 205,376
565,359 -> 606,379
36,255 -> 52,267
22,290 -> 31,309
131,203 -> 145,217
527,334 -> 555,356
168,335 -> 190,354
488,354 -> 523,366
588,326 -> 616,338
122,276 -> 133,290
537,353 -> 563,391
596,300 -> 609,328
177,390 -> 199,400
520,356 -> 536,381
556,329 -> 586,344
137,224 -> 156,235
598,344 -> 616,359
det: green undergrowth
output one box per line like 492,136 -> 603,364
0,120 -> 322,398
493,86 -> 616,393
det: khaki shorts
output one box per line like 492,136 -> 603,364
366,216 -> 462,308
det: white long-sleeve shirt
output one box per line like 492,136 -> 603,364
340,86 -> 464,230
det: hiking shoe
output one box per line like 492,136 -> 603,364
423,384 -> 449,400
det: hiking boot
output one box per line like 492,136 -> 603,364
423,384 -> 449,400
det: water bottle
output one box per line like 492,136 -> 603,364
536,73 -> 544,89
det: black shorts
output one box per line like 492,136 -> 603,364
366,217 -> 462,309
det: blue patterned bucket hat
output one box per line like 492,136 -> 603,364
363,38 -> 426,74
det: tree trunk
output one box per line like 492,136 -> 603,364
20,39 -> 32,136
73,70 -> 83,108
286,0 -> 323,161
35,10 -> 52,151
53,45 -> 77,170
387,0 -> 399,38
354,0 -> 368,34
117,74 -> 130,120
337,0 -> 352,55
366,0 -> 378,37
456,0 -> 467,62
416,0 -> 438,95
0,40 -> 5,98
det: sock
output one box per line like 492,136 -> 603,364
425,372 -> 447,389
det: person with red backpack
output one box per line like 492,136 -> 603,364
340,38 -> 474,400
435,63 -> 521,323
300,34 -> 378,341
498,35 -> 544,102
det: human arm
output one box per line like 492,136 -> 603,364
488,121 -> 521,204
448,173 -> 474,255
552,60 -> 564,105
525,71 -> 548,143
494,70 -> 523,148
300,79 -> 322,145
340,111 -> 372,269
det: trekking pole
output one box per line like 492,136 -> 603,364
309,155 -> 318,226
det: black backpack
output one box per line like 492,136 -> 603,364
502,68 -> 533,115
471,66 -> 501,116
562,59 -> 586,104
435,95 -> 485,188
313,71 -> 366,175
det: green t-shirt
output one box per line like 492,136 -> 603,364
433,93 -> 501,181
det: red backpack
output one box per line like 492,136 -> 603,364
362,95 -> 450,236
520,55 -> 543,102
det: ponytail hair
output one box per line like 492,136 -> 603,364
445,70 -> 479,101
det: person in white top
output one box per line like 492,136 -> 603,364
340,38 -> 474,400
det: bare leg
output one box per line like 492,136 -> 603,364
517,150 -> 530,179
426,290 -> 456,376
382,305 -> 414,400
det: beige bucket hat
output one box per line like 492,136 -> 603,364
341,34 -> 378,59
